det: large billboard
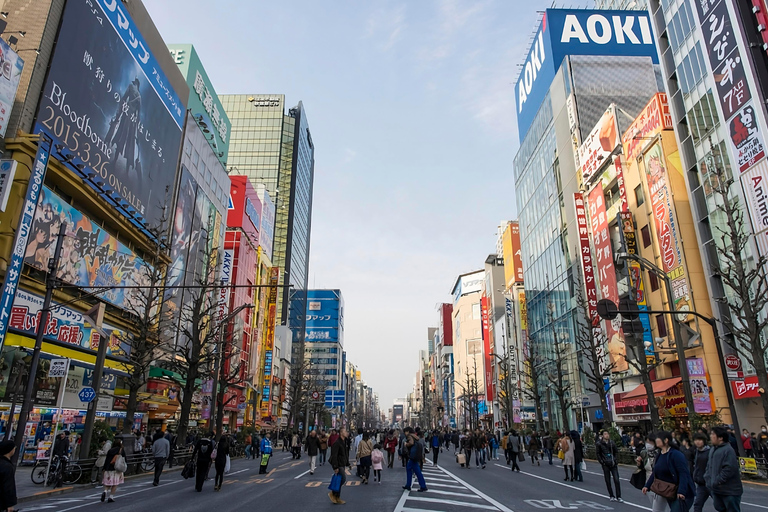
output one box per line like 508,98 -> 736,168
27,187 -> 148,311
502,221 -> 524,288
622,93 -> 672,163
578,105 -> 620,185
228,176 -> 260,241
35,0 -> 184,232
515,9 -> 658,141
256,185 -> 275,261
0,38 -> 24,137
167,44 -> 230,165
452,271 -> 484,305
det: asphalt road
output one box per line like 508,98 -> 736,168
16,449 -> 768,512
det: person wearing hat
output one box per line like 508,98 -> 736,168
0,440 -> 18,512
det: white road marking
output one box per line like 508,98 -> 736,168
743,503 -> 768,510
56,479 -> 184,512
394,489 -> 411,512
425,481 -> 467,489
294,470 -> 310,479
424,489 -> 482,498
405,496 -> 499,510
227,467 -> 250,476
494,464 -> 651,511
435,464 -> 515,512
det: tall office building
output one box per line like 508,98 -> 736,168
513,9 -> 661,428
220,95 -> 315,345
597,0 -> 768,424
303,290 -> 345,389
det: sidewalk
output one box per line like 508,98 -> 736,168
15,462 -> 186,504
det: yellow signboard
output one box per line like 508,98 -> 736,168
739,457 -> 758,475
519,292 -> 527,331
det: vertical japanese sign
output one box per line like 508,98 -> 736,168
644,142 -> 692,316
587,186 -> 628,372
216,249 -> 233,327
261,266 -> 279,416
0,136 -> 51,352
510,222 -> 524,284
480,295 -> 493,402
573,193 -> 607,374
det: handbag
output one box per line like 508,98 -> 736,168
225,454 -> 231,473
181,459 -> 195,479
518,451 -> 525,462
557,450 -> 565,460
328,473 -> 343,493
114,455 -> 127,473
211,448 -> 218,460
580,461 -> 587,471
650,477 -> 678,499
630,469 -> 647,490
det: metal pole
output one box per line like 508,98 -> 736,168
12,222 -> 67,465
45,358 -> 70,485
4,360 -> 25,442
705,317 -> 744,455
663,273 -> 695,414
81,303 -> 106,459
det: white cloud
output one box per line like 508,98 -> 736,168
365,4 -> 407,52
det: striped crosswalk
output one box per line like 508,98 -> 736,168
394,462 -> 513,512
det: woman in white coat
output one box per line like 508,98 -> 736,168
560,433 -> 575,481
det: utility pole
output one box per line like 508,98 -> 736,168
12,222 -> 66,465
80,302 -> 106,458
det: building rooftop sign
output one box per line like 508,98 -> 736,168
515,9 -> 659,143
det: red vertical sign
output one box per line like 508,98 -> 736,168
574,193 -> 608,374
481,295 -> 493,402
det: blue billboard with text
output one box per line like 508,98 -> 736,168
515,9 -> 658,142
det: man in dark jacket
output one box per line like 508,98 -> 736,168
596,431 -> 622,502
0,440 -> 17,512
52,431 -> 70,488
473,429 -> 487,469
692,433 -> 711,512
192,433 -> 214,492
704,426 -> 742,512
305,430 -> 321,475
329,428 -> 350,504
403,427 -> 427,491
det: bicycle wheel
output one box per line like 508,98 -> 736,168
140,458 -> 155,472
30,464 -> 47,484
63,463 -> 83,484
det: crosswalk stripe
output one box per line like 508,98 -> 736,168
405,496 -> 499,510
419,489 -> 482,499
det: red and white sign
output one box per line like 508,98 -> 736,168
621,93 -> 672,162
481,295 -> 493,403
578,105 -> 620,185
731,376 -> 761,399
587,185 -> 628,373
574,193 -> 607,374
725,354 -> 742,371
740,159 -> 768,235
311,391 -> 320,401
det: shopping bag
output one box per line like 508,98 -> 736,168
225,454 -> 231,473
518,451 -> 525,462
630,469 -> 647,490
557,450 -> 565,460
181,459 -> 195,479
114,455 -> 127,473
580,461 -> 587,471
456,453 -> 466,465
328,473 -> 343,492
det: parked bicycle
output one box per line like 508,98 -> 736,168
31,455 -> 83,486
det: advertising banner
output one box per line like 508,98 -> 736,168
0,37 -> 24,137
579,106 -> 620,185
35,0 -> 183,231
216,248 -> 233,328
510,222 -> 524,285
261,267 -> 279,414
621,212 -> 655,362
481,296 -> 493,402
0,137 -> 50,352
0,160 -> 17,212
27,186 -> 149,311
9,288 -> 130,359
574,193 -> 607,373
587,185 -> 628,372
740,159 -> 768,235
502,223 -> 515,289
257,187 -> 275,261
452,271 -> 484,305
731,376 -> 761,399
622,93 -> 672,162
686,358 -> 713,414
515,9 -> 658,141
0,349 -> 62,406
729,104 -> 766,172
643,142 -> 692,314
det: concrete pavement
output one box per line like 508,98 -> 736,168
14,449 -> 768,512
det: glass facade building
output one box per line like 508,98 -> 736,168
220,95 -> 315,341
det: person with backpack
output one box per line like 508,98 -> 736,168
371,443 -> 385,484
597,430 -> 622,502
192,432 -> 215,492
402,427 -> 427,492
704,426 -> 743,512
643,430 -> 695,512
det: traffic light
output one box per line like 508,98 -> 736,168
619,296 -> 644,338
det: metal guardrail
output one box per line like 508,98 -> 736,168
70,446 -> 195,483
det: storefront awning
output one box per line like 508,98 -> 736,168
623,377 -> 682,399
7,333 -> 129,374
148,367 -> 203,388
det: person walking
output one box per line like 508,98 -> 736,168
461,430 -> 473,469
452,431 -> 460,454
572,431 -> 584,482
165,430 -> 177,468
192,433 -> 214,492
371,444 -> 384,484
704,426 -> 743,512
384,430 -> 398,468
151,431 -> 170,486
561,433 -> 575,482
94,437 -> 112,487
305,430 -> 321,475
329,427 -> 350,504
643,431 -> 695,512
356,432 -> 373,484
692,433 -> 711,512
52,431 -> 70,488
543,432 -> 554,465
501,431 -> 509,464
213,435 -> 229,491
529,432 -> 541,466
403,427 -> 428,491
430,430 -> 441,466
259,433 -> 273,474
638,434 -> 669,512
490,433 -> 499,461
597,430 -> 622,501
250,432 -> 259,461
0,440 -> 18,512
101,439 -> 126,503
473,429 -> 487,469
508,430 -> 522,472
319,430 -> 329,466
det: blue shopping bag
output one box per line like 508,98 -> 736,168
328,473 -> 342,492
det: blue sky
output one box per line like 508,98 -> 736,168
146,0 -> 563,411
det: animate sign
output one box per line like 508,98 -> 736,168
515,9 -> 658,142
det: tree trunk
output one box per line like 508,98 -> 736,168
123,385 -> 140,434
559,394 -> 570,432
176,365 -> 198,446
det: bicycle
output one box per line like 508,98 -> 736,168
31,456 -> 83,486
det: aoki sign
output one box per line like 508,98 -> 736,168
515,9 -> 658,142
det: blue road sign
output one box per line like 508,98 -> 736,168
325,389 -> 345,409
78,387 -> 96,403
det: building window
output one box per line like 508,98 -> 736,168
649,272 -> 659,291
641,225 -> 652,248
656,314 -> 668,337
472,303 -> 481,320
634,185 -> 644,207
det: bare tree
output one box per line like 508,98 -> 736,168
710,163 -> 768,425
214,324 -> 246,438
286,358 -> 315,430
520,339 -> 544,432
547,340 -> 572,432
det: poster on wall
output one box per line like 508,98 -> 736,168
686,358 -> 713,414
33,0 -> 183,231
729,104 -> 766,173
0,350 -> 62,406
26,187 -> 149,311
0,37 -> 24,137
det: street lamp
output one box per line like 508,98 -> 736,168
210,303 -> 254,437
